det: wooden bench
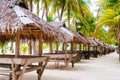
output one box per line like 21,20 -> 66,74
0,55 -> 49,80
43,52 -> 78,68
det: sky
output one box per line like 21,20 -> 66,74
89,0 -> 99,17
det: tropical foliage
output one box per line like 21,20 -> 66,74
23,0 -> 119,47
20,44 -> 28,54
94,0 -> 120,45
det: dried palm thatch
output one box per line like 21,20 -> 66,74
0,0 -> 71,43
95,39 -> 104,47
49,21 -> 90,45
88,37 -> 98,47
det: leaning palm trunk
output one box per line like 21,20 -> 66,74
67,3 -> 70,28
29,0 -> 33,12
117,19 -> 120,61
118,42 -> 120,61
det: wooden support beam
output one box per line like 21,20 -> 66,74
49,42 -> 53,53
38,32 -> 43,56
56,42 -> 59,53
79,44 -> 81,51
62,42 -> 64,51
28,41 -> 32,55
64,42 -> 68,67
71,42 -> 74,53
15,31 -> 20,58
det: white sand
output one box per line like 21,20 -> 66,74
1,52 -> 120,80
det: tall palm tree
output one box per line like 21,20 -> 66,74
34,0 -> 40,16
95,0 -> 120,55
39,0 -> 52,21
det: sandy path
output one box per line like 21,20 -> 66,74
1,52 -> 120,80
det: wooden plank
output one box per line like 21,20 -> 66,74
0,57 -> 48,65
16,66 -> 42,75
15,31 -> 20,58
43,53 -> 76,59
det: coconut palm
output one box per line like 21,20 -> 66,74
49,0 -> 91,27
95,0 -> 120,42
94,0 -> 120,59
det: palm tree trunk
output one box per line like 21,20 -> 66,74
60,3 -> 65,21
46,9 -> 48,21
29,0 -> 33,12
117,19 -> 120,61
96,7 -> 101,18
67,3 -> 70,28
42,9 -> 45,19
57,7 -> 61,20
36,2 -> 40,16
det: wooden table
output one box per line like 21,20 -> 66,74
43,53 -> 77,67
0,55 -> 49,80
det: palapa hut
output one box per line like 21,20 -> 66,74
95,39 -> 105,56
43,21 -> 89,67
49,22 -> 89,44
0,0 -> 72,80
88,37 -> 98,58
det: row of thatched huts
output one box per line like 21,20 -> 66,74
0,0 -> 115,80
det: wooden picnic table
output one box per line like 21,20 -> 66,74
0,55 -> 49,80
43,52 -> 78,68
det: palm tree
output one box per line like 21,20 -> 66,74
94,0 -> 120,58
49,0 -> 93,32
25,0 -> 33,12
39,0 -> 52,21
34,0 -> 40,16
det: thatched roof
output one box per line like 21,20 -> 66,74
95,39 -> 104,47
0,0 -> 70,42
88,37 -> 98,47
49,21 -> 90,45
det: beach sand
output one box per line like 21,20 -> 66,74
1,52 -> 120,80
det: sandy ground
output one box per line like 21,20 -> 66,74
1,52 -> 120,80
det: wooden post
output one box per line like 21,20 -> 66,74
15,31 -> 21,80
71,42 -> 74,53
88,45 -> 90,59
37,32 -> 43,80
79,44 -> 82,62
71,42 -> 74,67
56,42 -> 59,53
49,42 -> 53,53
38,32 -> 43,56
62,42 -> 64,51
15,31 -> 20,58
28,41 -> 32,55
64,42 -> 68,67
